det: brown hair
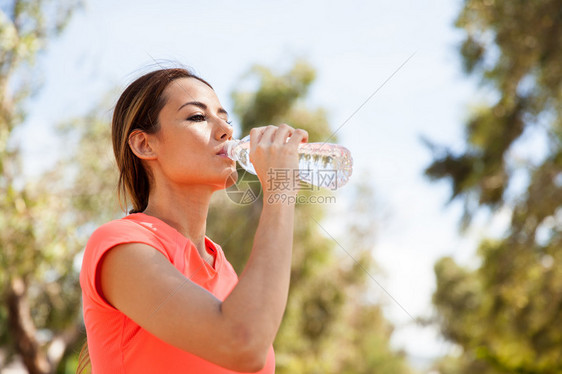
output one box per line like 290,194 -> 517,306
76,342 -> 91,374
112,68 -> 213,213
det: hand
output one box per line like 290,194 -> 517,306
248,124 -> 308,200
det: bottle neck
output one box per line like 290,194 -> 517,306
225,139 -> 241,161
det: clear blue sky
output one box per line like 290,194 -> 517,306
19,0 -> 507,366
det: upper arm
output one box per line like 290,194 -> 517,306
99,242 -> 252,369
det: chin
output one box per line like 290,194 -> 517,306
220,169 -> 238,189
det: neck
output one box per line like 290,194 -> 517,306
142,182 -> 214,257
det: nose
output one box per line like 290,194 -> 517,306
215,118 -> 233,141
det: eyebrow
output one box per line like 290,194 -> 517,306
177,101 -> 228,116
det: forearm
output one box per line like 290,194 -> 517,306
221,200 -> 295,353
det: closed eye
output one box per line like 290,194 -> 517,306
187,114 -> 232,125
187,114 -> 206,122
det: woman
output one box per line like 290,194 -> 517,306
79,68 -> 308,373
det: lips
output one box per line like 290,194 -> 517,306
216,145 -> 228,156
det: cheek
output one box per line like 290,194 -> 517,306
156,136 -> 201,179
158,128 -> 202,163
153,125 -> 222,183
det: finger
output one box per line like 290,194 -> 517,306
249,126 -> 267,144
250,125 -> 277,154
287,129 -> 308,146
272,123 -> 295,145
259,125 -> 278,146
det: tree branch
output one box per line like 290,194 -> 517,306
6,277 -> 51,374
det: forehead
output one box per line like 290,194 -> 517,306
163,77 -> 219,108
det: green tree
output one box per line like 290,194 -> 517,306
425,0 -> 562,372
207,61 -> 412,373
58,61 -> 413,373
5,55 -> 414,372
0,1 -> 86,373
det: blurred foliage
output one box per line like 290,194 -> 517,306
0,6 -> 413,370
0,1 -> 87,373
55,62 -> 413,373
425,0 -> 562,372
208,61 -> 412,374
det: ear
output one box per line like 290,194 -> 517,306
128,130 -> 157,160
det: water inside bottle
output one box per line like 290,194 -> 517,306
297,143 -> 353,189
226,136 -> 353,189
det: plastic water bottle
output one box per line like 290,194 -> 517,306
224,135 -> 353,189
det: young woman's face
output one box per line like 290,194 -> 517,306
149,77 -> 237,190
